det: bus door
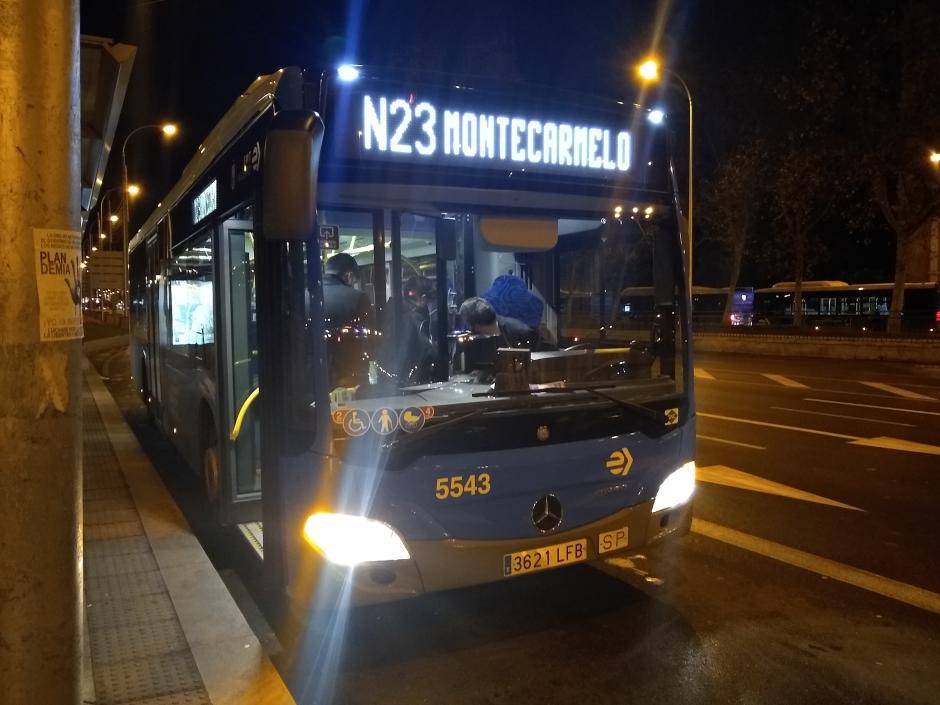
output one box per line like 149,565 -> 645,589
218,217 -> 261,524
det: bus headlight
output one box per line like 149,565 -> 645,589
652,461 -> 696,513
302,513 -> 410,566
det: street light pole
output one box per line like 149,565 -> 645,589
637,60 -> 694,291
120,122 -> 178,317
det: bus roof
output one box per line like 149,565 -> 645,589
756,281 -> 939,294
128,67 -> 302,254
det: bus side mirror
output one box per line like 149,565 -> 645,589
436,218 -> 457,260
263,110 -> 324,241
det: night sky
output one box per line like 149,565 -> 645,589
80,0 -> 907,286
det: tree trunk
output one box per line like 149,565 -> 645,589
722,236 -> 746,325
793,228 -> 805,328
887,231 -> 907,335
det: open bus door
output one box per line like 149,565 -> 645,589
218,218 -> 262,525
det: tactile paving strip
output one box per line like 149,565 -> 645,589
90,619 -> 190,665
93,651 -> 206,703
85,551 -> 160,578
86,593 -> 178,631
83,382 -> 211,704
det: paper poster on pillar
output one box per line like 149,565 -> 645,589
33,228 -> 84,341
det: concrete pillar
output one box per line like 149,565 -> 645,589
0,2 -> 82,704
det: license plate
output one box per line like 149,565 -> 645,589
503,538 -> 588,577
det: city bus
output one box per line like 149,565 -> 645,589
127,65 -> 695,609
754,280 -> 940,332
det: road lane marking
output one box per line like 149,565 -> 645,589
849,436 -> 940,456
761,373 -> 810,389
770,406 -> 916,428
697,412 -> 861,440
691,518 -> 940,616
696,435 -> 766,450
859,381 -> 936,401
695,376 -> 930,401
694,367 -> 716,381
699,411 -> 940,455
804,398 -> 940,417
697,465 -> 863,511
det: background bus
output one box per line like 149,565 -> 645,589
753,281 -> 940,332
128,65 -> 695,609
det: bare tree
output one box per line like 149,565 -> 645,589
703,141 -> 766,324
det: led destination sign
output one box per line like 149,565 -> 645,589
356,94 -> 632,176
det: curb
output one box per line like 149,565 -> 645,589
83,358 -> 295,705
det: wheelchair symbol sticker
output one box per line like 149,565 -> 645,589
342,409 -> 369,436
371,407 -> 399,435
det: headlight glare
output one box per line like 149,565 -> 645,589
652,461 -> 696,513
302,512 -> 410,566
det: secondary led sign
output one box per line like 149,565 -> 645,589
192,180 -> 217,224
358,95 -> 631,175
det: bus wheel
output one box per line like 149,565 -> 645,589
203,425 -> 221,505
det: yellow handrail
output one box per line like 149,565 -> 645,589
230,387 -> 260,441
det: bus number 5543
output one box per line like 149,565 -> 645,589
435,474 -> 492,500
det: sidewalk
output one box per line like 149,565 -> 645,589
82,348 -> 294,705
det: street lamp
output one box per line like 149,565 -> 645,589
636,57 -> 694,290
930,151 -> 940,164
121,122 -> 178,314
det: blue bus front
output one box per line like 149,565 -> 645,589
262,68 -> 695,607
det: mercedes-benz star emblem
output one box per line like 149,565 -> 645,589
532,494 -> 563,533
536,425 -> 550,442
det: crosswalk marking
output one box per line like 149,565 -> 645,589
692,518 -> 940,616
694,367 -> 715,381
860,381 -> 936,401
804,398 -> 940,417
696,434 -> 766,450
849,436 -> 940,456
696,464 -> 862,511
761,373 -> 809,389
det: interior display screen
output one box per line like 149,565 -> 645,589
170,279 -> 214,345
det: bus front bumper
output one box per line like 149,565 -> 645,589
289,498 -> 692,608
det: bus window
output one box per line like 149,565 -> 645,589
168,232 -> 215,364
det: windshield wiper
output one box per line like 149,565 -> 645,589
473,383 -> 663,422
565,386 -> 662,422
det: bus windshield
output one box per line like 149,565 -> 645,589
319,206 -> 684,426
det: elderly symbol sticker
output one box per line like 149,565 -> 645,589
606,448 -> 634,476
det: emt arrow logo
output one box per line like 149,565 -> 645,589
606,448 -> 634,476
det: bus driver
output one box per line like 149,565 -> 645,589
322,253 -> 371,328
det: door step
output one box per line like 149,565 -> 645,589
237,521 -> 264,559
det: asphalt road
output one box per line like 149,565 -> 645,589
90,344 -> 940,705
